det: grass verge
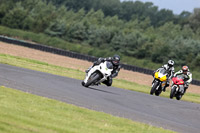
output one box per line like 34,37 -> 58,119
0,53 -> 199,104
0,86 -> 175,133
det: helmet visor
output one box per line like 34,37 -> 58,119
113,60 -> 119,64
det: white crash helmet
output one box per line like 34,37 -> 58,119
168,60 -> 174,67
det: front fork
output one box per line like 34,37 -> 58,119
152,79 -> 161,90
152,78 -> 155,85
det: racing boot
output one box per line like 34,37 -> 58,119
163,86 -> 166,92
163,83 -> 169,92
163,84 -> 169,92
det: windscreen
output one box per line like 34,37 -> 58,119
176,74 -> 187,80
159,68 -> 167,74
106,62 -> 113,69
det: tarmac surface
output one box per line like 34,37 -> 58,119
0,63 -> 200,133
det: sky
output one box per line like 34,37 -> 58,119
121,0 -> 200,14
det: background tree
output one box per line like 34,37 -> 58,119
0,0 -> 200,73
1,2 -> 27,29
189,8 -> 200,32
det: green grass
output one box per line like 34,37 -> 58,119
0,54 -> 84,80
0,53 -> 199,104
0,86 -> 175,133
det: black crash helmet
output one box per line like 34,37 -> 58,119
112,55 -> 120,65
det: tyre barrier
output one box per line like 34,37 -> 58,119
0,35 -> 200,86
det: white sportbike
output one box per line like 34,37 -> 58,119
82,61 -> 113,87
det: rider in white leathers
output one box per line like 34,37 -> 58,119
153,60 -> 175,91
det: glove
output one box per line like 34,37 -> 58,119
94,58 -> 104,65
96,58 -> 104,64
98,57 -> 104,62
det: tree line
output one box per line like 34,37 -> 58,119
0,0 -> 200,72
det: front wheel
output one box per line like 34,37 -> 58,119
170,86 -> 176,99
84,73 -> 101,87
150,81 -> 159,95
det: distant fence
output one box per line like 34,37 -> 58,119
0,35 -> 200,86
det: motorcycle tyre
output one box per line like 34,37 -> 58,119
84,73 -> 100,87
155,90 -> 161,96
176,94 -> 182,100
81,81 -> 85,86
170,86 -> 176,99
150,81 -> 159,95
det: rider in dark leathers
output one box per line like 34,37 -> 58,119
174,66 -> 192,94
86,55 -> 121,86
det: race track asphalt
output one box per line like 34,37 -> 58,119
0,63 -> 200,133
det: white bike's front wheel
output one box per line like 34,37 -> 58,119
84,73 -> 101,87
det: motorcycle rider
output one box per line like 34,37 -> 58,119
85,54 -> 121,86
173,66 -> 192,94
153,60 -> 175,91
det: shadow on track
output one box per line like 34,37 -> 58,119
85,86 -> 119,95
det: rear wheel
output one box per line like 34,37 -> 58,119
170,86 -> 176,99
150,82 -> 159,95
176,94 -> 182,100
84,73 -> 101,87
155,90 -> 161,96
